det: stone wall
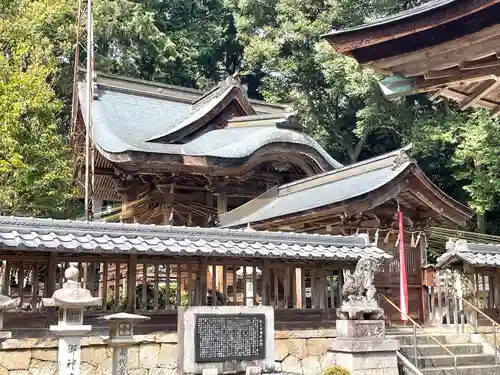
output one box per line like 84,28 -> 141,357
0,329 -> 337,375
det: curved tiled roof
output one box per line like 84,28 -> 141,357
77,77 -> 342,171
436,239 -> 500,268
0,217 -> 391,262
220,146 -> 474,228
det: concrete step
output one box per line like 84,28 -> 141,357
416,354 -> 496,368
419,364 -> 500,375
390,334 -> 471,346
400,344 -> 483,357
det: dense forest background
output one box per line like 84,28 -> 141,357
1,0 -> 499,233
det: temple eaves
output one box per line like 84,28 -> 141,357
436,239 -> 500,268
321,0 -> 500,115
0,216 -> 392,263
219,146 -> 474,229
75,73 -> 342,174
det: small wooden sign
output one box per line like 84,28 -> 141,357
423,267 -> 435,287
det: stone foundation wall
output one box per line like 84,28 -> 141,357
0,329 -> 337,375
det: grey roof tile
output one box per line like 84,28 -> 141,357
78,82 -> 342,169
0,216 -> 391,263
220,147 -> 412,227
436,239 -> 500,268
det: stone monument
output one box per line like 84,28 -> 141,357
177,306 -> 275,375
42,263 -> 102,375
99,312 -> 150,375
328,258 -> 399,375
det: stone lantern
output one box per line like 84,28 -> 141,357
42,263 -> 101,375
99,312 -> 150,375
0,295 -> 20,340
236,267 -> 262,306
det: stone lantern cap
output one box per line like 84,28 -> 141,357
42,263 -> 101,308
0,295 -> 20,311
98,313 -> 150,323
236,266 -> 262,278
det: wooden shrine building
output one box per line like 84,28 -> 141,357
322,0 -> 500,113
220,146 -> 474,322
321,0 -> 500,326
66,69 -> 476,325
428,238 -> 500,326
71,73 -> 341,225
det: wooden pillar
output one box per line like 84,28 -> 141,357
1,261 -> 10,296
200,258 -> 207,306
93,198 -> 104,218
47,253 -> 57,297
217,192 -> 227,216
319,265 -> 326,310
127,255 -> 137,313
47,252 -> 58,325
262,261 -> 270,306
495,269 -> 500,314
215,192 -> 227,291
295,268 -> 303,309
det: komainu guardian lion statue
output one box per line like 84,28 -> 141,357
338,258 -> 384,320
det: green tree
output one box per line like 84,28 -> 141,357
94,0 -> 243,89
234,0 -> 409,163
411,104 -> 500,232
0,0 -> 76,217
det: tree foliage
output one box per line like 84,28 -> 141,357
3,0 -> 500,233
0,0 -> 75,217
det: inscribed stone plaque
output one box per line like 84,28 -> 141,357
194,314 -> 266,362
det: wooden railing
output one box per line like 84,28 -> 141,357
0,255 -> 346,330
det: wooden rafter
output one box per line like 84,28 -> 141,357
491,105 -> 500,117
367,24 -> 500,71
460,79 -> 500,110
394,34 -> 500,77
461,55 -> 500,70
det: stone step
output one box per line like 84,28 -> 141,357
418,364 -> 500,375
416,354 -> 496,368
400,344 -> 483,357
390,334 -> 471,346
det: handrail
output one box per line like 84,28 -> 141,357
457,294 -> 500,327
396,351 -> 424,375
455,294 -> 500,364
379,293 -> 458,375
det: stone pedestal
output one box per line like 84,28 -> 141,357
327,320 -> 399,375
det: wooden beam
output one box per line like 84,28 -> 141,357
461,79 -> 500,110
461,55 -> 500,70
370,24 -> 500,71
441,88 -> 498,110
391,32 -> 500,77
380,67 -> 500,99
425,67 -> 461,80
491,104 -> 500,117
428,88 -> 449,101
